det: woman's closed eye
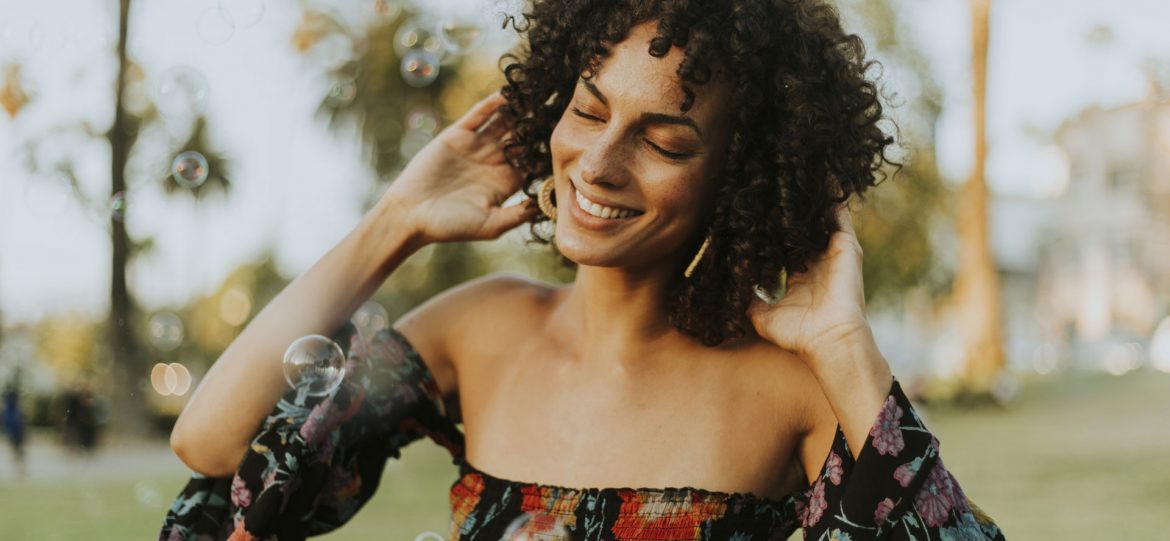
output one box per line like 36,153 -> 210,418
572,107 -> 696,160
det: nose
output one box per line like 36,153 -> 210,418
576,129 -> 631,188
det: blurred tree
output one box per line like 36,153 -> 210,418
952,0 -> 1005,393
298,4 -> 508,318
19,0 -> 233,431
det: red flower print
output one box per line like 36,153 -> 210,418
874,497 -> 898,525
914,462 -> 957,527
825,452 -> 844,485
230,475 -> 252,508
802,479 -> 827,527
894,458 -> 921,488
869,396 -> 905,456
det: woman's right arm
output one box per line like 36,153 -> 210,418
170,92 -> 536,477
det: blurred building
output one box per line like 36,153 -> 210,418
1027,77 -> 1170,373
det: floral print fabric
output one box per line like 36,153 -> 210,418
160,325 -> 1004,540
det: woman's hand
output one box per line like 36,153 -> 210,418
381,92 -> 539,246
747,204 -> 874,367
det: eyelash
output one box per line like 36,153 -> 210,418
571,107 -> 695,160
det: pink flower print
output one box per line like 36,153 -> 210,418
802,478 -> 828,527
825,452 -> 844,485
915,462 -> 957,527
894,458 -> 922,488
874,497 -> 897,525
869,396 -> 905,456
230,475 -> 253,508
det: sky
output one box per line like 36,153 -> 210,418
0,0 -> 1168,324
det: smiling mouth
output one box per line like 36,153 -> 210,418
573,187 -> 644,220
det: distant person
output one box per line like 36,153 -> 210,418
3,378 -> 27,477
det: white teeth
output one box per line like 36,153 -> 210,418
575,189 -> 637,219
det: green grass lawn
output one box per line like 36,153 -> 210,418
1,371 -> 1166,540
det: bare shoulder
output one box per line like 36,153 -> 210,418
728,335 -> 839,484
393,272 -> 558,398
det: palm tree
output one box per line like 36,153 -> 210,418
952,0 -> 1005,393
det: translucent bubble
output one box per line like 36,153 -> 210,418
134,480 -> 163,508
148,312 -> 185,351
400,129 -> 433,159
394,20 -> 444,57
400,50 -> 440,87
155,66 -> 210,117
414,532 -> 444,541
325,80 -> 358,107
990,371 -> 1020,406
109,192 -> 127,222
196,7 -> 235,45
501,512 -> 570,541
436,17 -> 483,55
406,106 -> 440,135
373,0 -> 403,21
219,0 -> 266,30
353,301 -> 390,339
171,150 -> 209,189
283,335 -> 347,396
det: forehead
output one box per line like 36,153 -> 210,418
587,21 -> 730,121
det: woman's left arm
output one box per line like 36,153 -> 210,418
748,205 -> 1005,540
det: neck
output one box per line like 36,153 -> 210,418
550,262 -> 692,371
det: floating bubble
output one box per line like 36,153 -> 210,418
501,512 -> 570,541
171,150 -> 209,189
150,362 -> 192,396
989,371 -> 1020,406
134,480 -> 163,508
109,192 -> 127,222
326,80 -> 357,107
353,301 -> 390,339
406,106 -> 440,135
219,287 -> 253,326
196,7 -> 235,45
155,66 -> 211,117
400,50 -> 440,88
219,0 -> 266,29
373,0 -> 403,20
414,532 -> 444,541
436,17 -> 483,55
394,20 -> 444,57
283,335 -> 347,396
149,312 -> 185,351
399,128 -> 432,159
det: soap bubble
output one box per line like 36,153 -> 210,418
436,17 -> 484,55
171,150 -> 209,188
196,7 -> 235,45
400,50 -> 440,87
400,128 -> 433,159
406,106 -> 440,135
155,66 -> 210,117
394,19 -> 444,57
109,192 -> 127,222
283,335 -> 347,396
414,532 -> 444,541
148,312 -> 185,351
219,0 -> 266,29
326,80 -> 357,107
353,301 -> 390,339
501,512 -> 570,540
373,0 -> 403,21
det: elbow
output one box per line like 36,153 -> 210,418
170,419 -> 245,478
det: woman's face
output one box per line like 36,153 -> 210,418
549,21 -> 732,271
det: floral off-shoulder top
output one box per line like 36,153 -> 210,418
160,323 -> 1006,541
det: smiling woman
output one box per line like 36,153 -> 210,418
162,1 -> 1004,540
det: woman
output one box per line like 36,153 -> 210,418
163,1 -> 1005,539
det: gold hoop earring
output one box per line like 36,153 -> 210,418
683,235 -> 711,279
537,179 -> 557,221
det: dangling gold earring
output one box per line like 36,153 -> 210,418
683,235 -> 711,278
537,179 -> 557,221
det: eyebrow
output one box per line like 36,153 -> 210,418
581,79 -> 705,142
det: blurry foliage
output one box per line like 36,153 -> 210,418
33,315 -> 98,388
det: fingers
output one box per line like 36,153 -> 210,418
454,91 -> 508,132
481,198 -> 540,237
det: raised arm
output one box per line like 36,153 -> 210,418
169,92 -> 536,477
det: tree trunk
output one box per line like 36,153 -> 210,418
107,0 -> 148,433
953,0 -> 1004,393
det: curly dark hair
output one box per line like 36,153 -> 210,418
498,0 -> 898,347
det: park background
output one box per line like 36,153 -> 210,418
1,0 -> 1169,539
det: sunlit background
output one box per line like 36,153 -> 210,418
1,0 -> 1168,539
